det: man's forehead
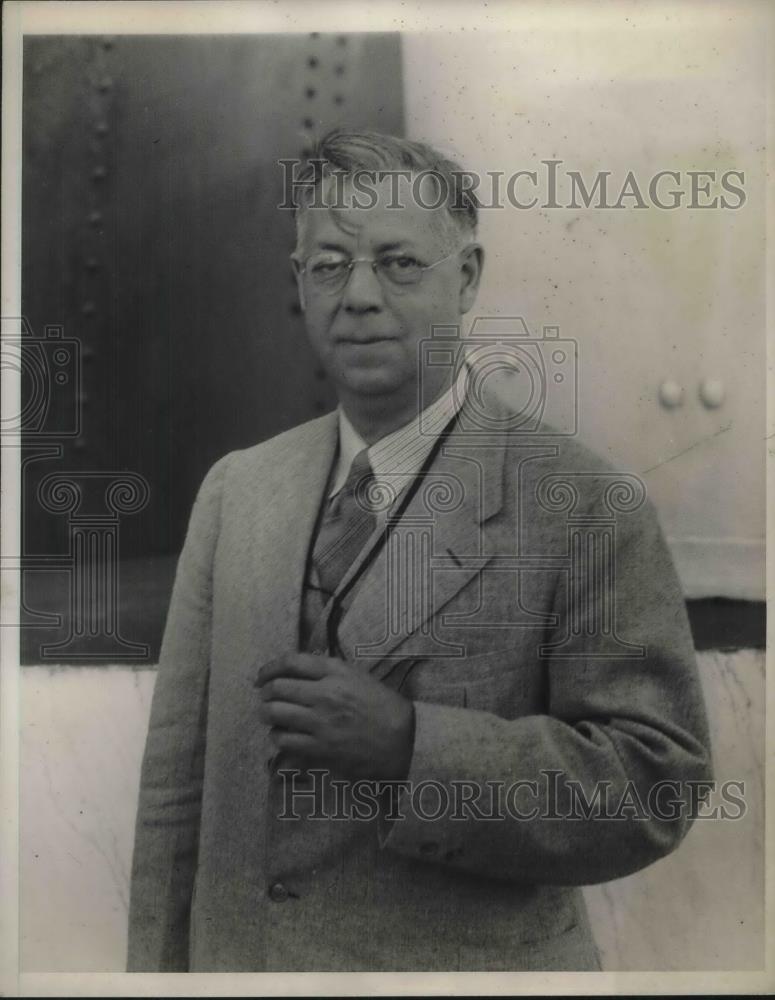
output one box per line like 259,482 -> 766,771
302,173 -> 449,246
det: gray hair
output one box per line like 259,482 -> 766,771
292,127 -> 479,251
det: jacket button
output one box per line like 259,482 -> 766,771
268,882 -> 289,903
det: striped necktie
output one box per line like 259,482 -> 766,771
313,449 -> 378,601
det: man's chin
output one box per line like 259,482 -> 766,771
336,367 -> 412,399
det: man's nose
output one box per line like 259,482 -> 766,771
341,260 -> 384,312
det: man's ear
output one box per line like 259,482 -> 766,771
290,255 -> 306,313
458,243 -> 484,315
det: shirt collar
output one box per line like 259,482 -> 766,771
330,365 -> 469,500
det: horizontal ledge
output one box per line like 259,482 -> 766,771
667,537 -> 764,602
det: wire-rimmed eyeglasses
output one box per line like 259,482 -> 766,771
294,247 -> 462,294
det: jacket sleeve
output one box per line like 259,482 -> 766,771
126,454 -> 229,971
381,491 -> 714,886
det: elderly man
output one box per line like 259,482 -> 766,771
127,128 -> 712,972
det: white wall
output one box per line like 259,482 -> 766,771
20,653 -> 764,971
402,6 -> 766,599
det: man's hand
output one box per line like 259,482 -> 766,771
255,653 -> 416,781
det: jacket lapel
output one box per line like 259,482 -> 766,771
336,402 -> 507,671
243,412 -> 338,658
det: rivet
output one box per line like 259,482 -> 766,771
659,380 -> 683,409
92,165 -> 107,181
699,378 -> 725,409
98,76 -> 113,92
88,211 -> 102,225
268,882 -> 289,903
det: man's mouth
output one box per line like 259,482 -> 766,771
337,334 -> 396,345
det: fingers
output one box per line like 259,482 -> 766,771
269,731 -> 317,756
255,652 -> 332,687
258,677 -> 318,707
258,700 -> 318,734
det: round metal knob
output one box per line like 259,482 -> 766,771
699,378 -> 725,408
268,882 -> 289,903
659,380 -> 684,408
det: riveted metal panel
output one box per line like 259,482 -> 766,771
22,33 -> 404,558
20,34 -> 403,660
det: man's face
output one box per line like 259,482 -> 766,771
293,176 -> 482,413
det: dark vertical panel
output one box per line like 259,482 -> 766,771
22,33 -> 405,558
20,34 -> 404,661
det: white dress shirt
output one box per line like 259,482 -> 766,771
329,367 -> 469,511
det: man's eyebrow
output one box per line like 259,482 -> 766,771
374,241 -> 419,253
314,241 -> 351,253
312,240 -> 422,254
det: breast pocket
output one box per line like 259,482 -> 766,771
402,648 -> 520,715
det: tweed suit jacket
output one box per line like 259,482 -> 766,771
127,396 -> 713,972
